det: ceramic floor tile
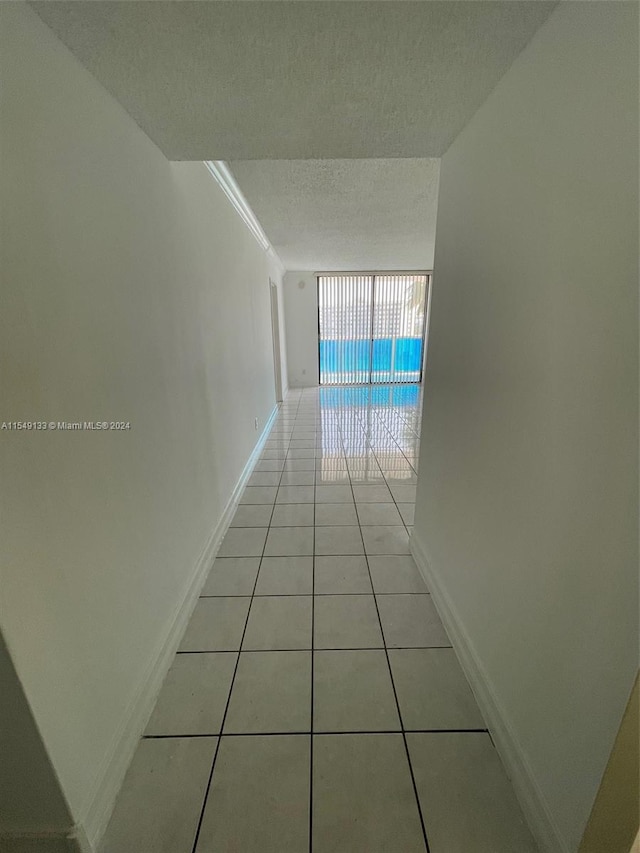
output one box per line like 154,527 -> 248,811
260,449 -> 287,461
361,525 -> 411,555
283,458 -> 316,471
348,469 -> 387,485
407,733 -> 538,852
347,468 -> 384,483
398,503 -> 415,526
388,648 -> 484,730
314,503 -> 359,526
314,526 -> 364,556
377,595 -> 450,648
255,556 -> 313,595
315,484 -> 354,504
383,473 -> 419,486
218,527 -> 267,558
356,502 -> 403,526
380,454 -> 414,467
264,526 -> 314,556
314,595 -> 383,649
247,471 -> 281,487
101,737 -> 216,853
378,459 -> 415,472
243,596 -> 312,650
229,504 -> 272,528
287,448 -> 316,458
315,448 -> 344,459
239,486 -> 278,505
201,557 -> 260,596
345,455 -> 379,467
312,734 -> 426,853
313,650 -> 400,732
276,485 -> 315,504
146,653 -> 237,735
280,471 -> 316,486
314,556 -> 373,594
104,386 -> 433,851
224,651 -> 311,733
195,735 -> 310,853
389,484 -> 417,503
315,469 -> 352,484
264,439 -> 290,448
270,503 -> 315,527
253,460 -> 285,473
179,598 -> 250,651
316,464 -> 349,476
368,556 -> 428,594
352,484 -> 393,503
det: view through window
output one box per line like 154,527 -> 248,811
317,274 -> 429,385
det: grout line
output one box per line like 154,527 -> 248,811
176,644 -> 453,654
144,728 -> 489,740
200,591 -> 431,598
309,466 -> 316,853
188,419 -> 284,853
176,386 -> 425,851
374,460 -> 415,538
344,438 -> 432,853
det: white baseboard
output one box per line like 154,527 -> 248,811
76,405 -> 280,851
410,532 -> 569,853
0,828 -> 88,853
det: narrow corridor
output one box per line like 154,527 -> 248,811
100,385 -> 537,852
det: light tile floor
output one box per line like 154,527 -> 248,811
100,385 -> 538,853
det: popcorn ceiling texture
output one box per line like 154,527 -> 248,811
229,158 -> 440,271
31,1 -> 557,161
31,1 -> 555,271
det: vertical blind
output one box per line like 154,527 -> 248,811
318,273 -> 429,385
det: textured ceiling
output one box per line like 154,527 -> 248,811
229,159 -> 439,271
32,1 -> 557,161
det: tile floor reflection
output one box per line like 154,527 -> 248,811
100,385 -> 538,853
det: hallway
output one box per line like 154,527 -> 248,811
1,4 -> 637,851
100,385 -> 536,853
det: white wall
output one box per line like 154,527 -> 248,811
0,634 -> 73,842
283,271 -> 319,387
413,4 -> 638,852
0,4 -> 284,847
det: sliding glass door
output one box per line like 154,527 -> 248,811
318,273 -> 429,385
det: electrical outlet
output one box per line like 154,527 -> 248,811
254,418 -> 258,430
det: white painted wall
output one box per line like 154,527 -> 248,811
413,4 -> 638,852
0,4 -> 284,847
0,634 -> 73,841
283,271 -> 319,387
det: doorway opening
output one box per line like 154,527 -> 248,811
269,279 -> 284,403
317,273 -> 430,385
